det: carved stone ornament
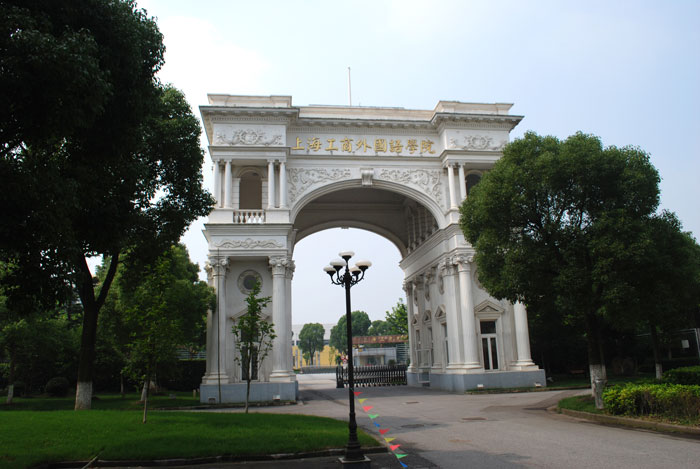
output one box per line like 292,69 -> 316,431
451,254 -> 474,269
287,168 -> 352,204
214,238 -> 283,249
448,135 -> 506,151
238,270 -> 262,294
206,257 -> 229,276
215,128 -> 283,146
377,169 -> 443,205
269,255 -> 291,275
361,168 -> 374,186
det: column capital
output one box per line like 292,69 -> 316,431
285,259 -> 296,279
438,258 -> 457,277
206,256 -> 229,276
269,255 -> 291,276
451,254 -> 474,272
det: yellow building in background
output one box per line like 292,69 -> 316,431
291,323 -> 338,368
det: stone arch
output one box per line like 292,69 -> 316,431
290,178 -> 446,229
294,220 -> 405,257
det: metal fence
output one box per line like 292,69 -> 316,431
336,364 -> 407,388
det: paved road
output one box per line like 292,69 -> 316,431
195,374 -> 700,469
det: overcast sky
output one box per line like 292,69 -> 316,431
137,0 -> 700,326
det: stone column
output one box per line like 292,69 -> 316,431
204,257 -> 229,383
213,160 -> 221,208
223,161 -> 232,208
439,259 -> 463,368
279,161 -> 288,208
284,259 -> 296,377
446,164 -> 458,210
269,256 -> 292,381
267,160 -> 276,209
458,164 -> 467,201
513,301 -> 536,368
454,255 -> 480,368
403,281 -> 418,373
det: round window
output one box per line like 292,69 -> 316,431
238,270 -> 262,294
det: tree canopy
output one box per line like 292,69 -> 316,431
0,0 -> 213,409
298,323 -> 325,366
384,299 -> 408,335
329,311 -> 370,354
460,131 -> 662,406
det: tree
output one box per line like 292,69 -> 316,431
385,299 -> 408,335
117,245 -> 213,423
298,323 -> 325,366
627,212 -> 700,379
329,311 -> 371,355
232,281 -> 275,413
368,320 -> 390,336
0,1 -> 214,409
460,132 -> 661,408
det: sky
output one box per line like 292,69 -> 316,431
136,0 -> 700,326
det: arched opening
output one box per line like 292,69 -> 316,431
291,228 -> 404,368
239,171 -> 262,209
466,173 -> 482,196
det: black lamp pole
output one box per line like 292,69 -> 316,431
325,252 -> 371,464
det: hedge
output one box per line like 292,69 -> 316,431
603,383 -> 700,420
663,366 -> 700,386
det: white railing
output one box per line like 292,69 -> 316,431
232,209 -> 265,224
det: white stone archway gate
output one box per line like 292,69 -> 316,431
199,95 -> 545,403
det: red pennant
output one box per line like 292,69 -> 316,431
379,428 -> 390,435
390,444 -> 401,451
354,391 -> 362,396
362,405 -> 373,412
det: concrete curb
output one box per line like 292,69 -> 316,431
556,407 -> 700,438
47,447 -> 388,468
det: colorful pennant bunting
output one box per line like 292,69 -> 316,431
384,437 -> 395,443
379,428 -> 390,435
400,462 -> 408,468
353,391 -> 362,396
390,444 -> 401,451
374,422 -> 381,427
358,398 -> 367,404
395,453 -> 408,459
362,405 -> 373,412
368,414 -> 379,419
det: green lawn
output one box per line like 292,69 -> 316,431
1,392 -> 202,411
0,410 -> 380,468
557,395 -> 601,413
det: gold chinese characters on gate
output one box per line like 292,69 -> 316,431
291,136 -> 437,155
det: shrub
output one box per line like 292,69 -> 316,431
603,383 -> 700,420
45,377 -> 70,397
663,366 -> 700,386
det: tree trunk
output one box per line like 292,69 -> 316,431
6,347 -> 16,404
120,372 -> 125,399
649,324 -> 663,380
585,312 -> 607,409
245,361 -> 251,414
73,253 -> 120,410
142,371 -> 150,424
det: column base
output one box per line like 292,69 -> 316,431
511,360 -> 538,370
201,372 -> 230,385
269,370 -> 295,382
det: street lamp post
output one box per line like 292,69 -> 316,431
325,251 -> 372,465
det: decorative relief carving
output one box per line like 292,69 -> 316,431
215,128 -> 283,146
448,135 -> 506,151
214,238 -> 283,249
287,168 -> 352,203
377,169 -> 443,205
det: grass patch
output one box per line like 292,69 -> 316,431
1,392 -> 202,411
557,395 -> 601,414
0,410 -> 379,468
